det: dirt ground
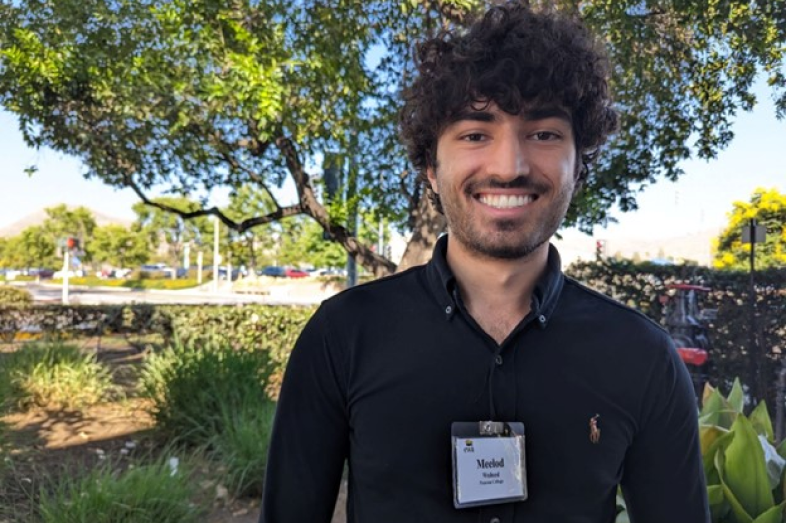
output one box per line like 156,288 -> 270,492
0,339 -> 347,523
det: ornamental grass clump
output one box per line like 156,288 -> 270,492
0,342 -> 116,412
140,341 -> 272,447
210,399 -> 276,498
37,456 -> 203,523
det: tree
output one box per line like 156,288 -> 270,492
90,224 -> 150,269
5,226 -> 57,270
132,198 -> 212,267
40,204 -> 97,264
713,187 -> 786,270
1,0 -> 784,276
222,184 -> 279,270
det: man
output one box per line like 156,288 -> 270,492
261,3 -> 709,522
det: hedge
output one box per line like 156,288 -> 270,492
2,261 -> 783,408
0,304 -> 314,399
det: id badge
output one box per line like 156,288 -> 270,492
451,421 -> 528,509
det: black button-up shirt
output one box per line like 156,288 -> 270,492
261,235 -> 709,522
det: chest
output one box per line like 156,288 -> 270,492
467,305 -> 528,345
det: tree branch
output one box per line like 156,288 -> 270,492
124,176 -> 303,233
275,136 -> 397,276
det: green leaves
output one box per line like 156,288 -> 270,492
713,188 -> 786,271
724,416 -> 774,518
699,379 -> 786,523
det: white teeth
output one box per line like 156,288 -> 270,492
478,194 -> 534,209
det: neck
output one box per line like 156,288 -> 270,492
446,236 -> 550,318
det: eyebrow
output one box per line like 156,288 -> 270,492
448,106 -> 572,125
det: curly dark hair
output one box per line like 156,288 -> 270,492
399,2 -> 619,213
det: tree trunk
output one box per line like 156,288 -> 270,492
396,194 -> 446,273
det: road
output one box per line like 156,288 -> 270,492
24,282 -> 334,306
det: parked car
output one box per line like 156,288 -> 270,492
29,268 -> 55,279
259,266 -> 286,277
285,268 -> 309,278
318,267 -> 347,277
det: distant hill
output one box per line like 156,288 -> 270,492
0,207 -> 133,238
552,227 -> 724,267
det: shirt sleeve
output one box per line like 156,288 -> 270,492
259,303 -> 349,523
621,336 -> 710,523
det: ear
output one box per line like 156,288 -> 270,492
426,166 -> 439,194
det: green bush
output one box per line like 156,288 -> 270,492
0,304 -> 315,397
37,457 -> 204,523
140,341 -> 272,446
698,380 -> 786,523
0,342 -> 116,412
162,305 -> 314,399
211,400 -> 276,498
0,286 -> 32,306
615,378 -> 786,523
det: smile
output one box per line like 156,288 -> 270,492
477,194 -> 536,209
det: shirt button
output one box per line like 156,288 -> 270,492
490,518 -> 501,523
445,305 -> 453,314
494,355 -> 503,366
538,315 -> 547,324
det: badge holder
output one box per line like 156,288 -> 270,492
451,421 -> 528,509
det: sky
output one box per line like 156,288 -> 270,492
0,77 -> 784,241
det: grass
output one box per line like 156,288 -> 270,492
37,455 -> 204,523
140,341 -> 276,497
211,400 -> 276,498
140,341 -> 271,446
0,341 -> 117,412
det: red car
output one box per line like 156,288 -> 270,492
285,268 -> 309,278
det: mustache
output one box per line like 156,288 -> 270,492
465,176 -> 549,194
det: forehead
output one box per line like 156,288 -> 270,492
445,101 -> 573,126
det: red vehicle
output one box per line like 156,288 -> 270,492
661,284 -> 715,400
285,268 -> 309,278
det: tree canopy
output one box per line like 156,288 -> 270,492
1,0 -> 784,275
713,187 -> 786,270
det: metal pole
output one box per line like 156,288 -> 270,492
346,152 -> 358,288
212,216 -> 220,293
62,250 -> 69,305
378,216 -> 384,258
776,360 -> 786,444
749,218 -> 758,402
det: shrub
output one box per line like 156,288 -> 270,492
698,379 -> 786,523
0,286 -> 32,306
0,342 -> 116,412
140,342 -> 271,446
163,305 -> 314,400
211,400 -> 276,498
37,457 -> 203,523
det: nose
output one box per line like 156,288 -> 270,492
491,130 -> 529,181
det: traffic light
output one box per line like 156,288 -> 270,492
66,237 -> 80,250
595,239 -> 606,260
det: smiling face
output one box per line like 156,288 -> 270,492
426,102 -> 579,261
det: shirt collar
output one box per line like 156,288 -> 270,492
425,234 -> 564,325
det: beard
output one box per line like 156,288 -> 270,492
436,174 -> 575,261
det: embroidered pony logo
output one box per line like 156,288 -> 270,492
589,414 -> 601,444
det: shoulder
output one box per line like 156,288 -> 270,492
319,264 -> 430,318
560,275 -> 671,341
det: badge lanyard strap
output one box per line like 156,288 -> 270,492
488,351 -> 499,420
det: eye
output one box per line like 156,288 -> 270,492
461,133 -> 487,142
531,131 -> 561,141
